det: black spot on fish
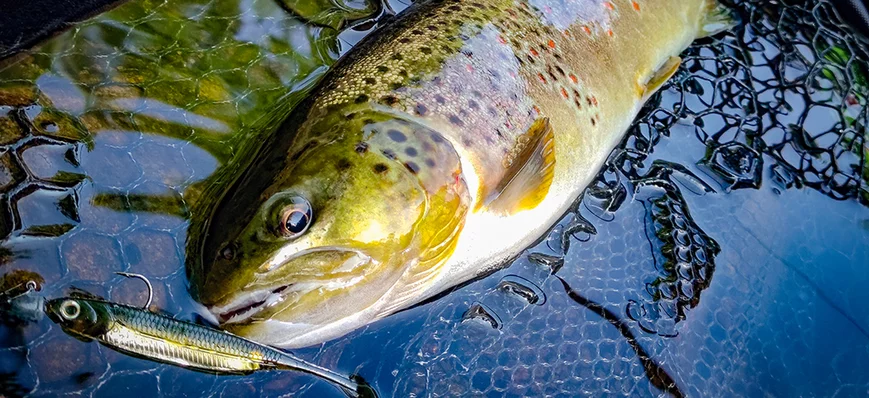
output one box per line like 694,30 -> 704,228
364,118 -> 376,125
590,117 -> 597,126
399,37 -> 411,44
355,94 -> 369,104
469,100 -> 480,110
422,141 -> 434,151
412,29 -> 424,35
555,65 -> 566,76
355,142 -> 369,154
387,130 -> 407,142
382,95 -> 400,106
425,158 -> 436,167
449,115 -> 465,127
405,147 -> 418,157
586,96 -> 594,106
377,65 -> 389,73
392,53 -> 403,61
404,161 -> 420,174
430,133 -> 444,143
398,69 -> 409,77
364,77 -> 377,85
415,103 -> 428,116
389,82 -> 404,91
427,25 -> 438,31
462,138 -> 473,146
374,163 -> 389,173
337,158 -> 352,171
448,5 -> 461,11
487,106 -> 498,117
382,149 -> 397,160
345,113 -> 357,120
420,47 -> 432,55
472,90 -> 483,99
434,95 -> 446,105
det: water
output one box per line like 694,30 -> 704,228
0,0 -> 867,396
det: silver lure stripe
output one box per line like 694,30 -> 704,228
80,300 -> 357,391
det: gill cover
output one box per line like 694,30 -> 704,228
188,105 -> 471,344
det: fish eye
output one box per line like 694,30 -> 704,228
60,300 -> 80,320
279,196 -> 313,239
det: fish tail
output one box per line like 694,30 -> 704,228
273,353 -> 361,395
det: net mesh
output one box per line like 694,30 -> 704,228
0,0 -> 866,396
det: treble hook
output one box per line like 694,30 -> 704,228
115,272 -> 153,309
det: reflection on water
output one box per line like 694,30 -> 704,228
0,0 -> 867,396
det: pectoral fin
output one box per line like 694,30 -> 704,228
699,1 -> 739,38
642,56 -> 681,99
483,117 -> 556,215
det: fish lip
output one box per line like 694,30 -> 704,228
209,248 -> 371,324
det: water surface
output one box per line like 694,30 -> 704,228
0,0 -> 867,396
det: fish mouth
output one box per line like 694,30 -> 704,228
208,248 -> 372,324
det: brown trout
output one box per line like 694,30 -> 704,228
187,0 -> 731,348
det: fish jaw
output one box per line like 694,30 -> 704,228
224,305 -> 380,349
201,245 -> 422,348
205,248 -> 374,323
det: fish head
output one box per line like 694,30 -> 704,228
45,298 -> 111,341
189,109 -> 470,347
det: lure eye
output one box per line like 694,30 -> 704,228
60,300 -> 80,320
278,196 -> 313,239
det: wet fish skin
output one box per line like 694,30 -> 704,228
43,297 -> 361,393
188,0 -> 724,348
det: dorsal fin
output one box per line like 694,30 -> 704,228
483,117 -> 556,215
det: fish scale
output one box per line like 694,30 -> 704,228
189,0 -> 725,348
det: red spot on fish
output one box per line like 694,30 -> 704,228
563,29 -> 571,37
538,73 -> 547,83
604,2 -> 614,10
591,96 -> 598,106
505,120 -> 513,129
632,1 -> 640,11
561,87 -> 569,98
548,39 -> 556,49
533,105 -> 541,114
529,48 -> 539,57
544,6 -> 552,14
582,26 -> 592,35
569,74 -> 578,84
467,64 -> 474,73
498,35 -> 507,45
607,29 -> 614,37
